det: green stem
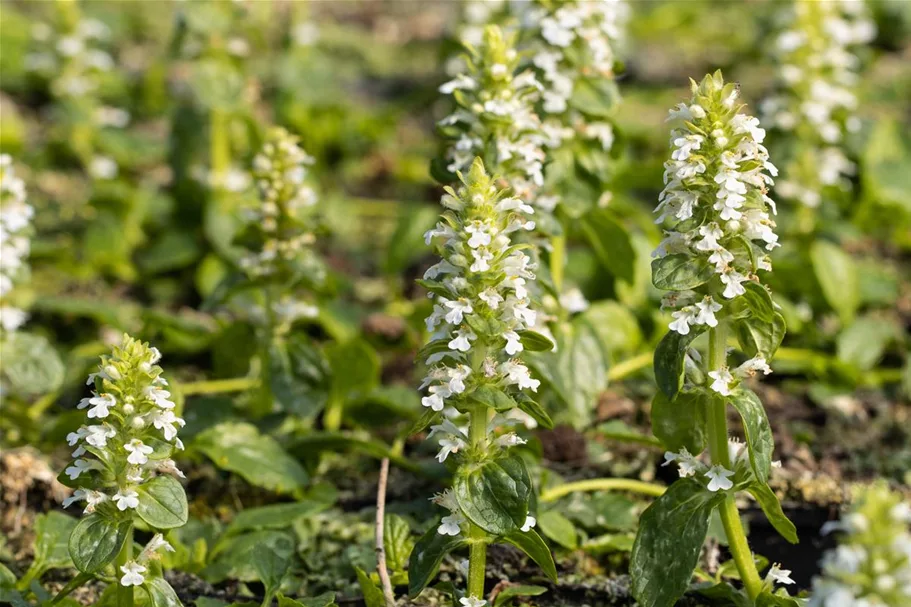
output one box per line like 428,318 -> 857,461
550,233 -> 566,296
323,394 -> 344,432
180,377 -> 258,396
49,572 -> 94,605
539,478 -> 666,503
116,526 -> 134,607
706,323 -> 763,602
466,407 -> 489,600
606,351 -> 653,382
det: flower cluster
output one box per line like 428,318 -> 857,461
63,335 -> 184,515
25,17 -> 114,101
654,72 -> 779,358
421,158 -> 541,536
664,439 -> 782,494
809,483 -> 911,607
0,155 -> 33,335
439,26 -> 552,214
238,127 -> 319,278
523,0 -> 628,151
761,0 -> 875,209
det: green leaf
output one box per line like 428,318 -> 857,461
502,529 -> 558,582
695,583 -> 751,607
468,385 -> 516,412
277,592 -> 337,607
136,476 -> 188,530
734,312 -> 786,360
651,254 -> 714,291
139,577 -> 183,607
454,455 -> 531,535
836,316 -> 897,371
580,208 -> 636,282
493,585 -> 548,607
355,567 -> 386,607
384,514 -> 414,572
756,591 -> 801,607
728,389 -> 774,484
537,510 -> 577,550
68,513 -> 131,573
653,326 -> 706,400
31,511 -> 77,571
248,539 -> 292,603
205,530 -> 295,584
514,393 -> 554,430
383,205 -> 439,275
630,478 -> 724,607
748,483 -> 798,545
528,316 -> 609,428
0,332 -> 65,397
326,338 -> 380,403
407,524 -> 466,597
651,388 -> 708,454
810,240 -> 858,323
517,330 -> 555,352
193,422 -> 309,494
268,335 -> 330,418
224,499 -> 333,537
406,407 -> 439,437
739,282 -> 775,323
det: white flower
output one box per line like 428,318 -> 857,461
448,328 -> 477,353
460,597 -> 487,607
438,512 -> 465,536
124,439 -> 153,465
113,489 -> 140,511
662,448 -> 702,478
559,288 -> 589,313
521,515 -> 537,532
704,465 -> 735,492
669,306 -> 697,335
84,424 -> 116,448
734,356 -> 772,378
500,361 -> 540,392
444,299 -> 473,324
693,297 -> 721,327
65,459 -> 95,480
119,561 -> 146,587
766,563 -> 795,586
503,330 -> 523,355
151,409 -> 185,441
708,368 -> 735,396
140,534 -> 175,561
85,393 -> 115,418
89,156 -> 118,180
145,386 -> 174,409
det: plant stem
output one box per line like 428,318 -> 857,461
706,323 -> 763,602
550,233 -> 566,295
180,377 -> 259,396
375,458 -> 396,607
466,407 -> 489,600
606,351 -> 653,382
116,525 -> 134,607
539,478 -> 666,503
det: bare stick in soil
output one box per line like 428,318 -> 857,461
375,457 -> 396,607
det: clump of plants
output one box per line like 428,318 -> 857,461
56,335 -> 188,606
632,71 -> 797,607
809,483 -> 911,607
409,158 -> 556,605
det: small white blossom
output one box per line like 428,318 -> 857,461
113,489 -> 140,511
704,465 -> 735,492
119,561 -> 146,587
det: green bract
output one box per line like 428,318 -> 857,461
59,334 -> 187,605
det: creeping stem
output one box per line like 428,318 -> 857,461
115,525 -> 134,607
466,406 -> 490,600
706,322 -> 763,601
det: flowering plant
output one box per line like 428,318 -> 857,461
408,158 -> 556,604
56,335 -> 188,606
810,483 -> 911,607
761,0 -> 874,220
0,154 -> 33,337
631,72 -> 797,607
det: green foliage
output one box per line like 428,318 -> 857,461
68,513 -> 131,574
653,326 -> 706,400
454,455 -> 531,535
630,479 -> 724,607
193,422 -> 309,494
136,476 -> 190,530
408,525 -> 466,597
810,241 -> 859,323
651,388 -> 708,454
728,389 -> 775,484
502,529 -> 558,582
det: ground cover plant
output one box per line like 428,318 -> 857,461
1,1 -> 909,607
